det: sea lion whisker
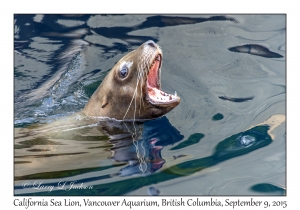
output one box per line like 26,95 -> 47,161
124,61 -> 145,122
122,79 -> 139,120
137,52 -> 151,114
135,66 -> 143,117
138,76 -> 143,116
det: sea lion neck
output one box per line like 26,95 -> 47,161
82,40 -> 180,120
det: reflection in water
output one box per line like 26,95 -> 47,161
212,113 -> 224,121
170,133 -> 204,150
89,15 -> 239,48
108,117 -> 184,176
173,154 -> 187,159
147,186 -> 160,196
228,44 -> 283,58
250,183 -> 285,195
16,122 -> 273,196
14,116 -> 183,194
218,96 -> 254,103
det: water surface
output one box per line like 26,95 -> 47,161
14,14 -> 286,196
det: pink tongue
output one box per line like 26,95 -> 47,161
147,60 -> 159,87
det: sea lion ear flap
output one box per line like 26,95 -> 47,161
101,95 -> 108,108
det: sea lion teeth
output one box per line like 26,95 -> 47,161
174,91 -> 177,97
82,40 -> 180,120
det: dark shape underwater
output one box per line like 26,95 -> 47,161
218,96 -> 254,103
228,44 -> 283,58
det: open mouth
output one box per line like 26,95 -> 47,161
146,53 -> 180,107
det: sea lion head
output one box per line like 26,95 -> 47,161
82,40 -> 180,120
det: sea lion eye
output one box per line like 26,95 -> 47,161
118,61 -> 132,78
119,67 -> 128,78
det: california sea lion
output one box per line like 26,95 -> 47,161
82,40 -> 180,120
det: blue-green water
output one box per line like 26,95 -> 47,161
14,14 -> 286,196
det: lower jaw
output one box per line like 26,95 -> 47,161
147,87 -> 179,107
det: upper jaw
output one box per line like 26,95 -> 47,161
145,51 -> 180,107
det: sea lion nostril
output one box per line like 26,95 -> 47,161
147,40 -> 156,48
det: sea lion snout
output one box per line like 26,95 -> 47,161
145,40 -> 156,48
82,41 -> 180,120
